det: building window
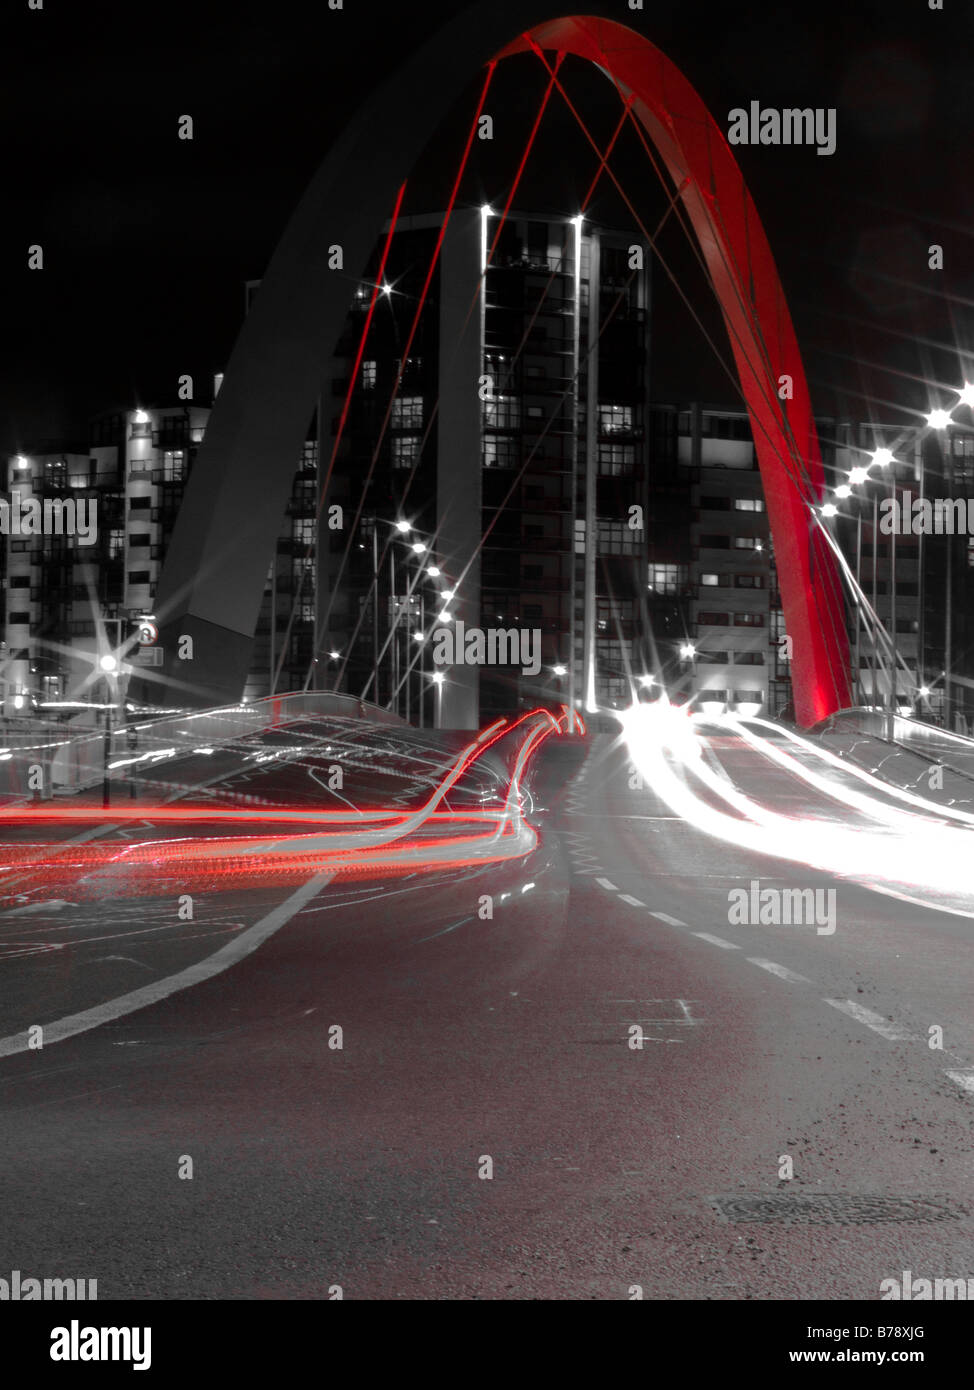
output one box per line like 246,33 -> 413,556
293,519 -> 315,547
391,395 -> 423,429
392,436 -> 420,469
736,652 -> 765,665
483,435 -> 518,469
697,650 -> 729,663
700,572 -> 730,587
735,574 -> 764,588
163,450 -> 185,482
599,444 -> 635,476
598,521 -> 640,555
697,611 -> 731,626
599,404 -> 633,435
699,533 -> 730,549
9,611 -> 31,624
733,535 -> 762,550
129,497 -> 150,511
483,396 -> 521,430
362,360 -> 377,390
129,533 -> 151,548
735,689 -> 763,703
127,571 -> 151,585
700,495 -> 731,511
735,612 -> 765,627
648,563 -> 686,595
734,498 -> 765,512
106,529 -> 124,558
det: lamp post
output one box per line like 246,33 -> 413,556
99,652 -> 119,809
432,670 -> 445,729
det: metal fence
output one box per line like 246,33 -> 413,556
0,691 -> 407,804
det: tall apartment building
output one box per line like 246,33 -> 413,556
314,208 -> 655,726
1,393 -> 318,718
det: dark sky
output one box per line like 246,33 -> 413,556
3,0 -> 972,454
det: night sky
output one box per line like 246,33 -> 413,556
3,0 -> 972,455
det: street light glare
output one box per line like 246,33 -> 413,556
956,382 -> 974,408
834,484 -> 852,499
638,674 -> 656,688
431,672 -> 445,685
410,541 -> 427,553
552,664 -> 567,676
679,643 -> 696,660
442,588 -> 456,600
99,654 -> 119,673
329,650 -> 340,660
848,466 -> 869,485
870,447 -> 894,468
926,408 -> 951,430
427,566 -> 441,577
821,502 -> 838,518
395,519 -> 411,533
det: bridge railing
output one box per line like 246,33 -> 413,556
0,691 -> 407,803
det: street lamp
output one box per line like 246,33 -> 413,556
926,408 -> 951,430
679,642 -> 696,661
431,670 -> 445,729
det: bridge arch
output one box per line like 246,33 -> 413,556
151,5 -> 850,727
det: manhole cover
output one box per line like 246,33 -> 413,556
710,1193 -> 959,1226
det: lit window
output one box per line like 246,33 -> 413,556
163,450 -> 185,482
647,563 -> 686,595
362,360 -> 377,390
483,396 -> 521,430
734,498 -> 765,512
391,396 -> 423,428
392,436 -> 420,469
733,535 -> 761,549
599,444 -> 635,476
599,404 -> 633,435
483,436 -> 518,469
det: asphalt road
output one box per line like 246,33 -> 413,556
1,716 -> 973,1300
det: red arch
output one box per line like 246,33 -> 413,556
149,6 -> 850,726
497,17 -> 850,725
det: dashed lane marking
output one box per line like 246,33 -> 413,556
747,958 -> 810,985
824,998 -> 916,1042
650,911 -> 685,927
595,877 -> 618,892
619,894 -> 646,907
945,1070 -> 974,1095
692,932 -> 740,950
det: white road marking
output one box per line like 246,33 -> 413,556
747,958 -> 810,984
945,1069 -> 974,1094
650,911 -> 685,926
0,872 -> 333,1058
824,998 -> 915,1041
692,932 -> 740,950
595,877 -> 618,891
619,894 -> 645,907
